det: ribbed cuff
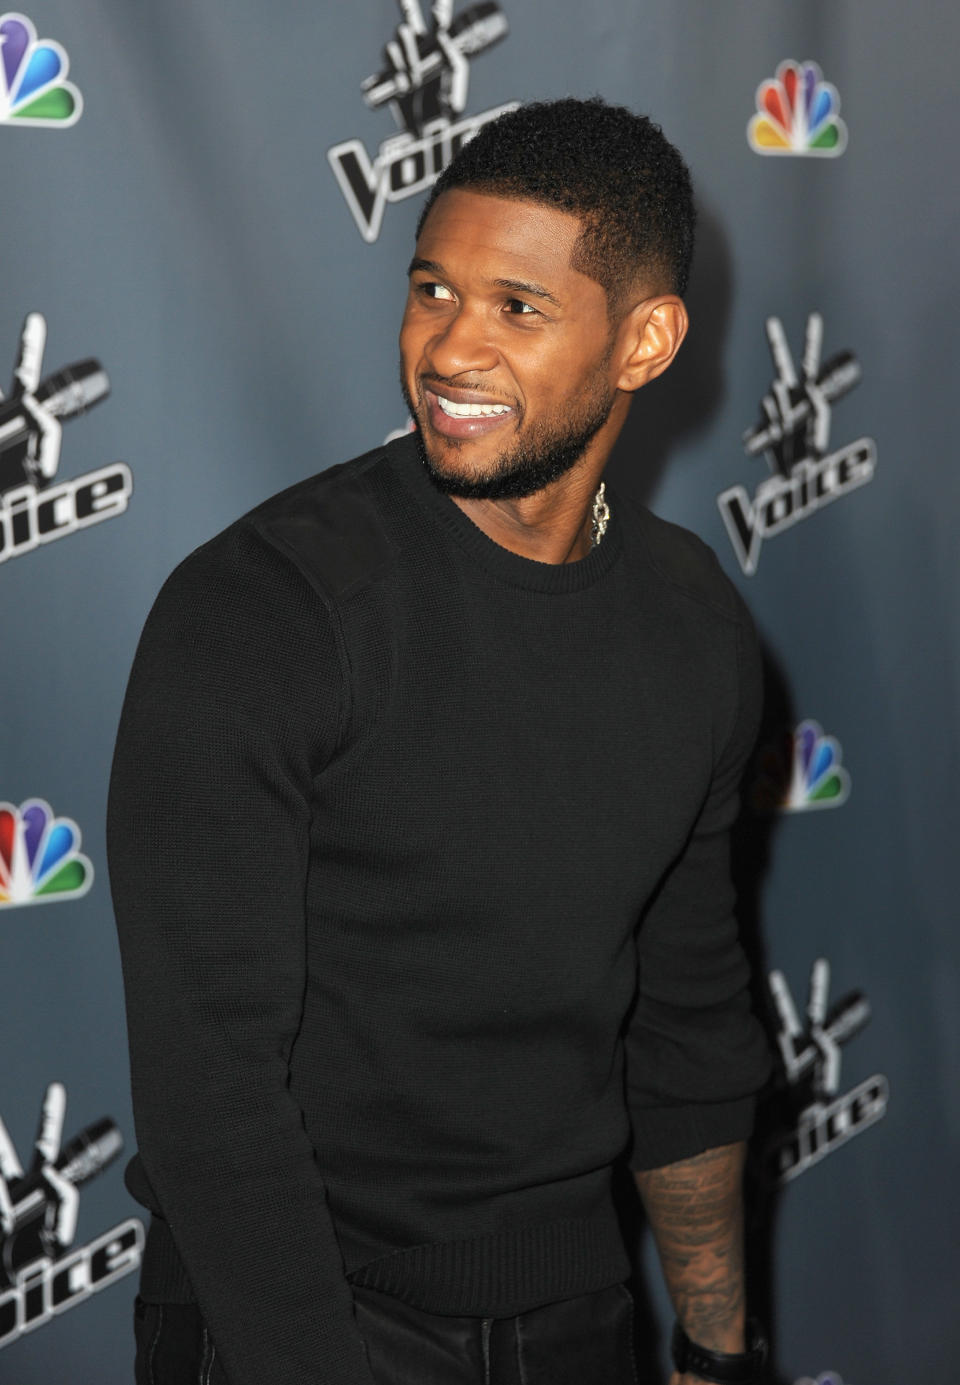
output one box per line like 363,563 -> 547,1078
628,1095 -> 756,1171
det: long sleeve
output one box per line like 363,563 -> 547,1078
625,609 -> 773,1171
107,523 -> 377,1385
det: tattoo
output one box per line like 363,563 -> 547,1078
634,1141 -> 746,1353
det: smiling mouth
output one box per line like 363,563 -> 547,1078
435,395 -> 512,418
422,385 -> 516,440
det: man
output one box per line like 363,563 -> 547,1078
108,98 -> 771,1385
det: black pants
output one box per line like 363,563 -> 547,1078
133,1282 -> 639,1384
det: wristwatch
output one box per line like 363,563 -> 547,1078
671,1319 -> 768,1383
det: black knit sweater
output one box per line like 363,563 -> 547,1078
108,435 -> 771,1385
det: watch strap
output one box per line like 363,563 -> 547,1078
671,1318 -> 768,1383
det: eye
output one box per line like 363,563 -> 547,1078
504,298 -> 537,316
417,281 -> 455,301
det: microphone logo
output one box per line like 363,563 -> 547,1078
717,313 -> 876,575
328,1 -> 516,243
0,313 -> 133,566
761,959 -> 888,1185
0,1083 -> 143,1350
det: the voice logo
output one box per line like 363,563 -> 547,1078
0,313 -> 132,565
328,0 -> 515,242
0,1083 -> 143,1349
763,959 -> 888,1185
717,314 -> 875,575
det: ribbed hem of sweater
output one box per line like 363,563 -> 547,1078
138,1209 -> 631,1318
139,1214 -> 198,1303
346,1213 -> 631,1317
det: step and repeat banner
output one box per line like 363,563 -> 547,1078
1,3 -> 955,1382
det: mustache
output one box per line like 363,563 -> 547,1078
398,360 -> 521,421
401,369 -> 520,416
418,375 -> 512,401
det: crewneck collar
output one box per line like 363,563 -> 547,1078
388,433 -> 623,595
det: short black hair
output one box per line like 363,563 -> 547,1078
417,97 -> 695,310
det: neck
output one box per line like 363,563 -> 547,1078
447,409 -> 626,564
449,471 -> 597,564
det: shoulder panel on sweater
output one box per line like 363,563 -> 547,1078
629,499 -> 750,626
246,446 -> 399,603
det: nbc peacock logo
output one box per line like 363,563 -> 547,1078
0,799 -> 93,908
0,12 -> 82,127
751,720 -> 850,815
747,60 -> 846,157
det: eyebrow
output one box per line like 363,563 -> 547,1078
407,258 -> 563,308
407,256 -> 445,279
493,277 -> 562,308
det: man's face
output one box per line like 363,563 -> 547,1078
399,190 -> 623,500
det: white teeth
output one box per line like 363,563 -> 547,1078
436,395 -> 511,418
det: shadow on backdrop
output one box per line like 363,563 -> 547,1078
607,201 -> 733,509
606,205 -> 797,1379
736,641 -> 796,1385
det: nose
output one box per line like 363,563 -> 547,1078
425,304 -> 499,378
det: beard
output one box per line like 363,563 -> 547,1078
400,365 -> 617,501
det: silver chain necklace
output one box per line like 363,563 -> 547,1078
590,482 -> 610,548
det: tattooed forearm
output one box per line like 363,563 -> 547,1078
634,1141 -> 746,1353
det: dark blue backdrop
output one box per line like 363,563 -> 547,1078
1,3 -> 955,1381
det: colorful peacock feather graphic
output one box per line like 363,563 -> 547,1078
748,60 -> 846,157
0,12 -> 82,127
0,799 -> 93,906
751,720 -> 851,814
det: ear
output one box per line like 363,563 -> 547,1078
614,296 -> 689,393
